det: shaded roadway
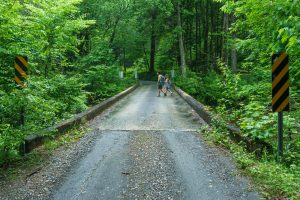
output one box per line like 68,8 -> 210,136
50,82 -> 261,200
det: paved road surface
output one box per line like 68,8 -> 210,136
50,83 -> 261,200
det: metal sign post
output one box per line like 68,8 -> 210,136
272,53 -> 289,161
278,112 -> 283,159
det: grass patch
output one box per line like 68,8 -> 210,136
44,125 -> 87,151
199,122 -> 300,199
0,125 -> 88,181
0,150 -> 48,182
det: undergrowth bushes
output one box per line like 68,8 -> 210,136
201,119 -> 300,199
84,65 -> 135,104
175,66 -> 299,166
175,64 -> 300,198
0,67 -> 135,166
0,75 -> 86,165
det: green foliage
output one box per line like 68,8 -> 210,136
0,70 -> 134,165
0,0 -> 94,76
218,0 -> 299,59
175,70 -> 201,97
80,0 -> 139,67
0,1 -> 298,197
219,0 -> 300,86
44,126 -> 87,151
199,72 -> 223,106
239,102 -> 276,140
0,75 -> 88,165
175,69 -> 224,107
216,60 -> 242,109
0,125 -> 23,165
84,65 -> 135,104
155,32 -> 178,69
233,145 -> 300,199
213,0 -> 300,169
133,58 -> 149,73
79,38 -> 115,66
45,75 -> 88,119
175,47 -> 299,167
246,161 -> 299,198
0,0 -> 140,166
201,121 -> 300,199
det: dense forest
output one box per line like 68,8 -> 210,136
0,0 -> 299,198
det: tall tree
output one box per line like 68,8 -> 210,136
149,9 -> 158,73
134,0 -> 173,72
177,0 -> 186,75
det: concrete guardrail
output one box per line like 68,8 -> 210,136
20,83 -> 139,154
174,86 -> 273,155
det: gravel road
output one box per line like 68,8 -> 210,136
0,82 -> 261,200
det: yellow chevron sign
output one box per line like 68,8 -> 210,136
272,53 -> 289,112
14,56 -> 28,88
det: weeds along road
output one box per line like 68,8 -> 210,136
0,83 -> 261,200
49,82 -> 261,200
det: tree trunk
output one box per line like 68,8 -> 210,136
149,16 -> 156,73
231,14 -> 237,72
45,64 -> 48,78
204,0 -> 209,70
189,20 -> 192,65
215,5 -> 222,59
109,17 -> 120,47
231,46 -> 237,72
143,44 -> 150,70
177,0 -> 186,76
222,12 -> 229,66
210,0 -> 215,69
123,48 -> 127,74
195,1 -> 199,71
187,1 -> 193,66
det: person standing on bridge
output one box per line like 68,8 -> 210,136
157,72 -> 166,97
164,74 -> 173,96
